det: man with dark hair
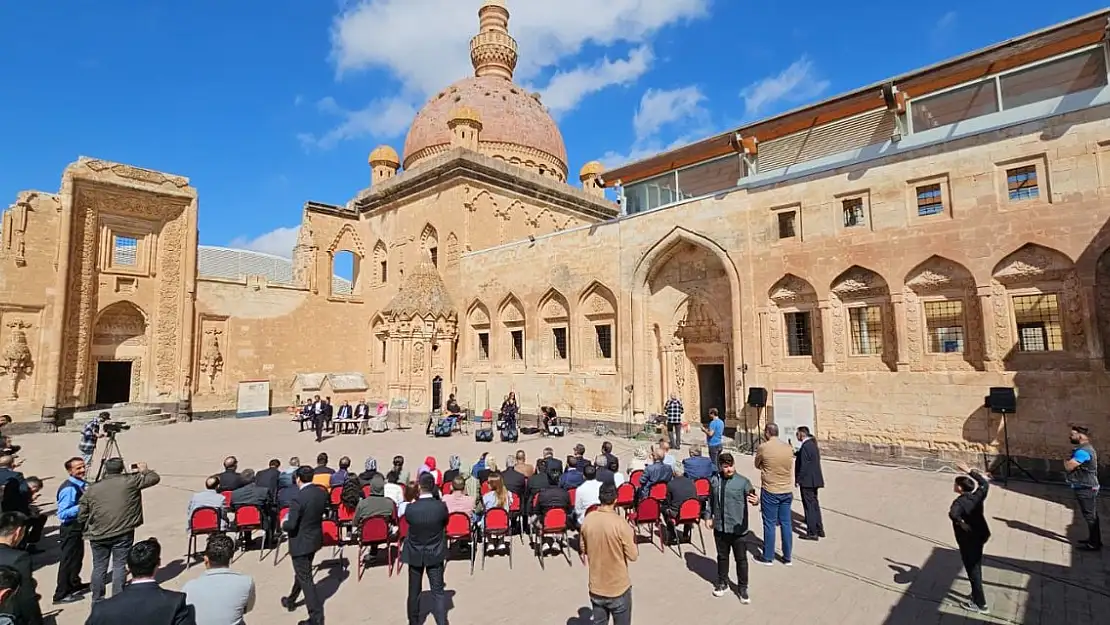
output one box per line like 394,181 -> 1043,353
541,448 -> 563,474
281,465 -> 328,625
525,459 -> 550,520
1065,425 -> 1101,551
575,464 -> 603,524
580,483 -> 636,625
330,456 -> 352,487
54,457 -> 90,605
86,538 -> 195,625
663,471 -> 697,544
216,457 -> 245,492
79,458 -> 160,602
949,463 -> 991,614
183,534 -> 256,625
599,441 -> 618,472
795,425 -> 826,541
230,469 -> 273,548
403,473 -> 449,625
255,459 -> 282,493
573,444 -> 590,472
560,455 -> 586,490
700,408 -> 725,469
664,393 -> 684,450
754,423 -> 794,565
0,564 -> 22,623
534,467 -> 572,541
500,456 -> 527,506
78,412 -> 110,468
707,452 -> 758,604
313,453 -> 333,475
0,511 -> 42,624
310,394 -> 325,442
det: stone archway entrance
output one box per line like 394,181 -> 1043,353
91,302 -> 148,405
634,229 -> 740,423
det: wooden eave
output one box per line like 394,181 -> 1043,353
603,10 -> 1109,187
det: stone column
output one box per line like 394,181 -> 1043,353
976,285 -> 999,372
890,293 -> 910,371
1080,283 -> 1105,371
818,300 -> 837,372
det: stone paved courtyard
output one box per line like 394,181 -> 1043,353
13,417 -> 1109,625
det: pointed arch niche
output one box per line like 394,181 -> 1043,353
764,274 -> 822,372
420,224 -> 439,268
829,266 -> 896,371
498,294 -> 526,367
467,301 -> 491,366
990,243 -> 1087,369
91,301 -> 149,404
328,225 -> 366,297
903,256 -> 981,371
369,314 -> 388,372
634,228 -> 737,422
578,282 -> 617,372
538,288 -> 570,370
372,240 -> 388,287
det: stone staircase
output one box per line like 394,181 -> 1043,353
58,404 -> 176,433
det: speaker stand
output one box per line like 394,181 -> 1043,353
998,410 -> 1037,484
749,405 -> 763,456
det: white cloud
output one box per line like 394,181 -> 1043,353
539,46 -> 654,116
931,11 -> 958,48
739,56 -> 830,119
633,85 -> 707,142
600,86 -> 709,168
228,226 -> 301,259
297,96 -> 417,150
305,0 -> 709,149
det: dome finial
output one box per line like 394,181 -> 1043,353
470,0 -> 517,80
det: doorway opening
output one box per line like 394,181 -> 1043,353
431,376 -> 443,411
696,364 -> 726,425
95,361 -> 132,405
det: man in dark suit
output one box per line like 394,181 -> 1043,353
216,457 -> 246,492
311,395 -> 326,442
323,397 -> 335,434
280,466 -> 328,625
255,459 -> 282,493
794,426 -> 826,540
402,473 -> 449,625
85,538 -> 195,625
0,512 -> 42,625
663,473 -> 697,544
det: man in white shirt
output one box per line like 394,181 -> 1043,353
575,465 -> 604,524
184,534 -> 255,625
659,439 -> 677,470
187,476 -> 227,531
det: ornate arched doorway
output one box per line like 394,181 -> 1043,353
91,302 -> 148,405
633,228 -> 741,424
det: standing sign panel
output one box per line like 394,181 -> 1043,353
236,380 -> 271,418
771,390 -> 815,450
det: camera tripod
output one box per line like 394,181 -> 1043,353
94,434 -> 126,482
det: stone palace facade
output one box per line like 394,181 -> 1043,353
3,3 -> 1110,471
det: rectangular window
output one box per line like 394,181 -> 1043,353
1000,48 -> 1108,110
848,306 -> 883,355
594,324 -> 613,359
777,211 -> 797,239
379,338 -> 387,364
675,155 -> 745,199
380,261 -> 388,283
842,198 -> 865,228
916,184 -> 944,216
624,172 -> 678,214
1007,165 -> 1039,201
784,312 -> 813,356
1012,293 -> 1063,352
511,330 -> 524,361
552,327 -> 568,360
429,247 -> 438,268
911,79 -> 999,131
477,332 -> 490,360
113,236 -> 138,266
924,300 -> 964,353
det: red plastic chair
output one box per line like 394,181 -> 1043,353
534,508 -> 571,568
186,507 -> 223,565
694,478 -> 711,499
614,483 -> 635,511
441,482 -> 453,496
220,490 -> 233,508
337,504 -> 357,537
673,498 -> 706,556
232,505 -> 265,557
445,512 -> 474,573
329,486 -> 343,507
629,470 -> 644,486
481,507 -> 512,571
356,517 -> 392,580
270,506 -> 291,565
648,483 -> 667,501
480,481 -> 492,496
628,498 -> 663,553
362,485 -> 372,498
319,519 -> 345,569
391,516 -> 410,576
585,504 -> 600,517
568,488 -> 577,508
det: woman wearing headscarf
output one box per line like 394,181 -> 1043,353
417,456 -> 442,486
443,455 -> 462,485
358,457 -> 385,491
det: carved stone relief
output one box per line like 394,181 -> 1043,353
501,298 -> 524,324
993,246 -> 1070,286
767,311 -> 782,361
83,160 -> 190,189
990,281 -> 1011,359
831,267 -> 888,300
62,192 -> 100,401
445,233 -> 460,269
327,224 -> 366,256
1,201 -> 28,267
904,291 -> 922,365
675,297 -> 721,344
199,328 -> 224,392
830,299 -> 845,360
769,275 -> 815,304
413,342 -> 426,374
93,305 -> 147,346
0,321 -> 34,400
964,286 -> 985,365
155,217 -> 184,396
1061,272 -> 1087,354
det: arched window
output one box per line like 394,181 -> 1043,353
420,224 -> 439,268
766,274 -> 821,371
331,251 -> 360,296
467,301 -> 491,364
373,241 -> 388,286
829,266 -> 894,371
904,255 -> 979,370
538,289 -> 570,368
579,282 -> 617,369
499,294 -> 526,366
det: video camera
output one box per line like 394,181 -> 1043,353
103,422 -> 131,435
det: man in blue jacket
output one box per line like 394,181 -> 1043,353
53,457 -> 90,604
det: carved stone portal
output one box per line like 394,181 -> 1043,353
199,328 -> 224,392
675,297 -> 721,344
0,321 -> 33,400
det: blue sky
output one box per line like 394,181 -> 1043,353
1,1 -> 1105,258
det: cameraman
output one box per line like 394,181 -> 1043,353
77,458 -> 159,602
78,412 -> 111,467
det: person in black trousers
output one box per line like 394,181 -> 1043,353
794,426 -> 826,540
403,473 -> 449,625
281,466 -> 329,625
53,457 -> 89,604
949,463 -> 991,615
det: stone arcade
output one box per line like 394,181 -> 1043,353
3,4 -> 1110,475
